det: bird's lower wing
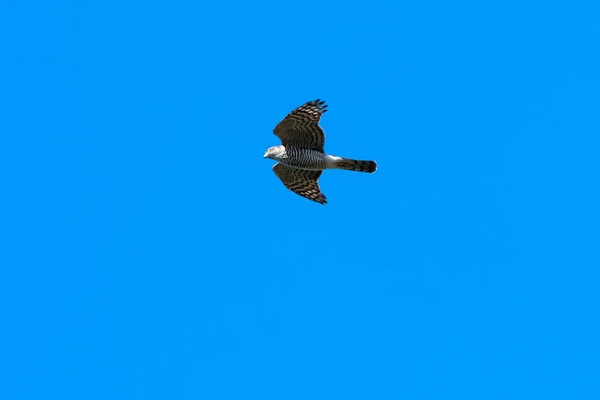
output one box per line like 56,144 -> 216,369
272,163 -> 327,205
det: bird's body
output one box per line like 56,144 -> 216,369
267,145 -> 377,173
264,99 -> 377,204
266,145 -> 329,170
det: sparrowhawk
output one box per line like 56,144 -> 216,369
264,99 -> 377,204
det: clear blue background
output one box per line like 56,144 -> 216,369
2,1 -> 599,399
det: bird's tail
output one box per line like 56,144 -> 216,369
334,158 -> 377,173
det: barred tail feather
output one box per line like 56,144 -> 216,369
335,158 -> 378,173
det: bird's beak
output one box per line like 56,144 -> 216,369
263,152 -> 268,159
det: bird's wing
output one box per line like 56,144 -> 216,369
272,163 -> 327,205
273,99 -> 327,152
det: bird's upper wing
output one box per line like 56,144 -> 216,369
272,163 -> 327,205
273,99 -> 327,152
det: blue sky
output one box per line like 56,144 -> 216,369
2,1 -> 600,399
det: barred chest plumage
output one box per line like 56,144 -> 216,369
279,147 -> 328,171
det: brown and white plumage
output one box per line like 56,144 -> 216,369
264,99 -> 377,205
272,163 -> 327,205
273,99 -> 327,152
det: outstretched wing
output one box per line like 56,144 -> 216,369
272,163 -> 327,205
273,99 -> 327,152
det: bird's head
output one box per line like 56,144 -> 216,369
263,145 -> 286,160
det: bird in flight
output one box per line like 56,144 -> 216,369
264,99 -> 377,204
